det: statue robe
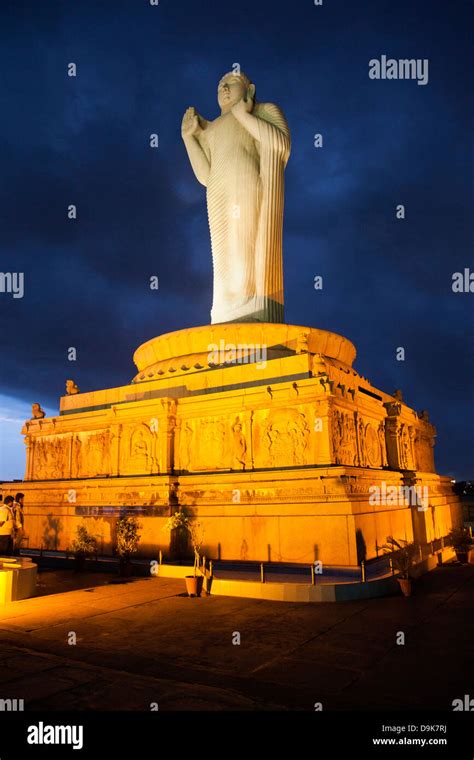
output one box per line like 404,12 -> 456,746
198,103 -> 290,324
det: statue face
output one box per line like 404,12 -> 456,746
218,75 -> 247,112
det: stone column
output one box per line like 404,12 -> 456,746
383,401 -> 403,469
24,433 -> 32,480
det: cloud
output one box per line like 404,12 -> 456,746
0,0 -> 472,480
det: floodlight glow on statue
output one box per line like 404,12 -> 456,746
182,71 -> 291,324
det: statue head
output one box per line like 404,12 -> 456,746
218,71 -> 255,113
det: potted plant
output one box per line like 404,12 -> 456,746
71,524 -> 98,572
115,515 -> 141,576
164,510 -> 204,597
382,536 -> 419,597
448,527 -> 473,564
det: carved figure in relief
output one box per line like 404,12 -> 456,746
349,417 -> 358,465
90,430 -> 112,476
33,438 -> 47,478
332,410 -> 343,464
364,424 -> 381,467
52,438 -> 67,478
408,426 -> 417,470
332,410 -> 358,466
265,411 -> 309,467
399,424 -> 412,470
287,416 -> 309,465
180,422 -> 193,471
378,420 -> 388,467
34,437 -> 66,479
129,427 -> 150,472
194,419 -> 226,468
358,416 -> 367,466
72,435 -> 83,478
231,417 -> 247,470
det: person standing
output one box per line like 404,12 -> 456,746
12,493 -> 25,555
0,496 -> 14,556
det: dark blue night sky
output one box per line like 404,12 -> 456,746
0,0 -> 472,480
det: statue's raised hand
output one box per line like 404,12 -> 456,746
181,107 -> 202,138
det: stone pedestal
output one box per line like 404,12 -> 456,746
2,323 -> 462,566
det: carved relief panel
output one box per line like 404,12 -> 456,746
72,429 -> 116,478
398,424 -> 416,470
331,409 -> 358,466
330,409 -> 386,469
31,435 -> 70,480
253,409 -> 310,469
176,415 -> 250,472
364,423 -> 382,468
120,423 -> 160,475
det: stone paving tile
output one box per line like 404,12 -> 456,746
0,647 -> 20,661
252,655 -> 359,693
1,671 -> 80,703
0,654 -> 59,677
34,674 -> 278,711
0,606 -> 113,631
44,665 -> 101,686
295,632 -> 392,671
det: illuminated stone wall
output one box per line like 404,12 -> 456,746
1,324 -> 459,566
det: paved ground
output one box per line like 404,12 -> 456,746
0,562 -> 473,711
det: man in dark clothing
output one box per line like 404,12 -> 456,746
0,496 -> 14,555
12,493 -> 25,555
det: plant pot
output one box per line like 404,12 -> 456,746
119,558 -> 134,577
455,550 -> 469,564
397,577 -> 412,597
185,575 -> 203,597
73,555 -> 86,573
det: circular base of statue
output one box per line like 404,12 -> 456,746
132,323 -> 356,382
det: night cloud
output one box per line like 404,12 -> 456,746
0,0 -> 472,480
